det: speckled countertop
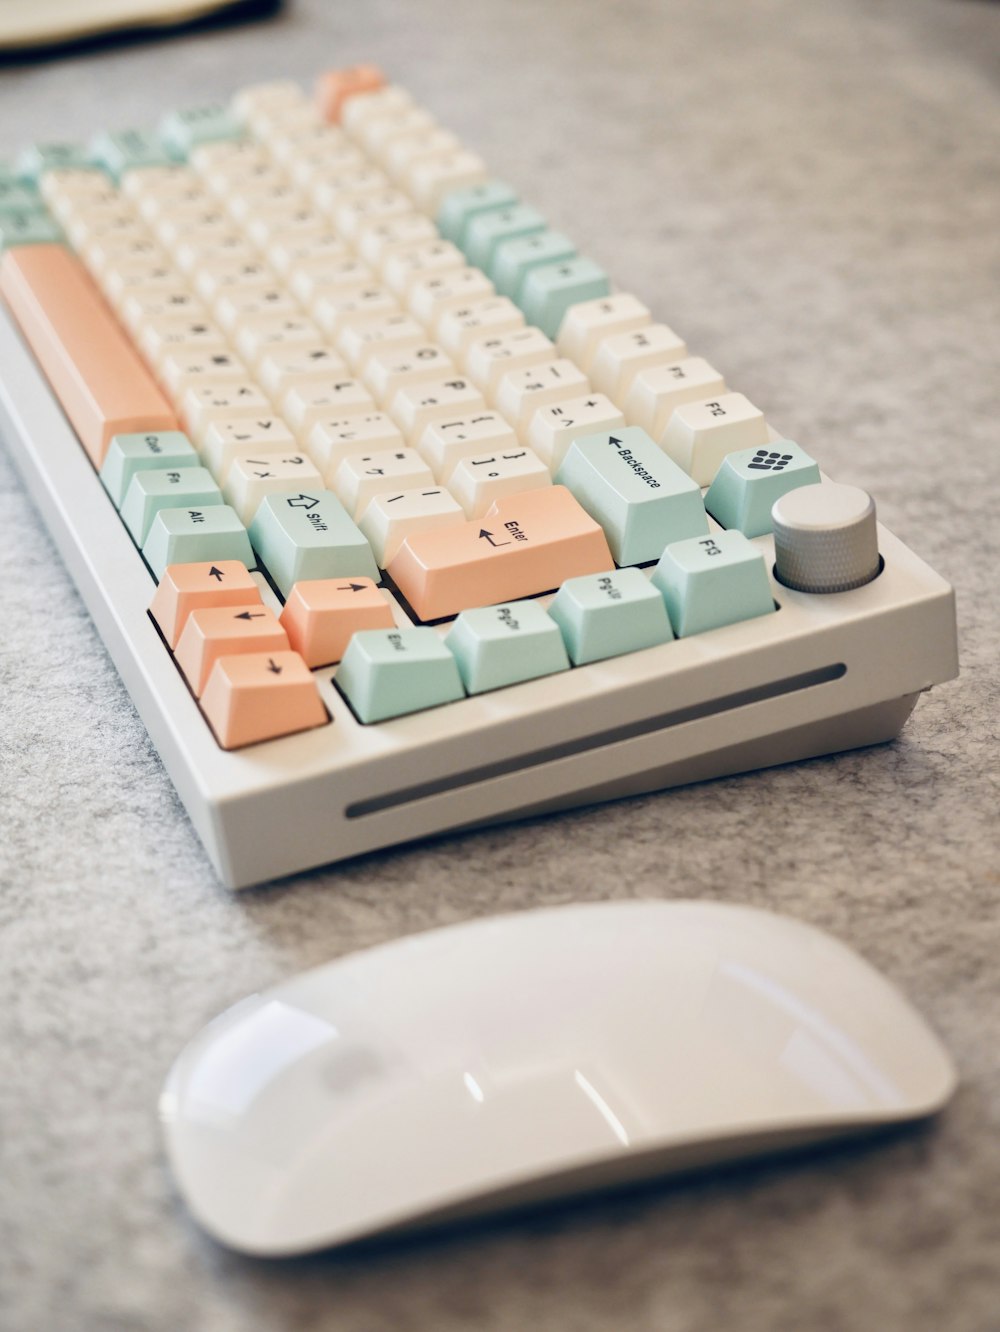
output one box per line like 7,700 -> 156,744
1,1 -> 998,1328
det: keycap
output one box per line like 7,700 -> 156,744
336,627 -> 464,723
149,560 -> 262,648
223,453 -> 324,525
466,326 -> 556,398
387,485 -> 615,622
449,447 -> 551,518
494,357 -> 590,433
159,104 -> 244,158
231,79 -> 307,123
281,376 -> 376,441
337,312 -> 426,371
704,442 -> 821,538
310,284 -> 399,336
235,313 -> 324,369
181,382 -> 274,447
408,267 -> 495,329
359,487 -> 465,566
445,601 -> 569,694
339,84 -> 413,133
357,213 -> 438,270
590,323 -> 689,403
416,411 -> 519,481
556,427 -> 708,566
333,448 -> 435,519
201,417 -> 298,480
17,142 -> 95,181
90,128 -> 173,179
625,359 -> 728,445
492,230 -> 577,302
257,342 -> 346,397
526,392 -> 626,471
137,315 -> 228,373
0,207 -> 63,249
519,257 -> 611,340
363,343 -> 455,404
556,293 -> 653,374
121,466 -> 223,544
142,501 -> 253,579
659,392 -> 770,486
0,245 -> 178,465
280,576 -> 396,667
307,412 -> 406,481
548,567 -> 674,666
175,604 -> 289,695
100,430 -> 198,508
463,203 -> 547,274
650,530 -> 775,638
389,374 -> 487,443
201,650 -> 326,749
436,295 -> 525,360
316,65 -> 386,123
382,238 -> 466,298
436,179 -> 519,246
248,488 -> 380,595
384,128 -> 460,182
406,150 -> 489,214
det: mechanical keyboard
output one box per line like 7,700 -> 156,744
0,66 -> 959,887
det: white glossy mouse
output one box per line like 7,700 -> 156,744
160,900 -> 956,1255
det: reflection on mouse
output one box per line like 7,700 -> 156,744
160,900 -> 956,1256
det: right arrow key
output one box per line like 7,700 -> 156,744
387,485 -> 614,622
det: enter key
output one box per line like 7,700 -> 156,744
387,485 -> 614,621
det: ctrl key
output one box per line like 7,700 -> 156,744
336,627 -> 464,723
201,652 -> 328,750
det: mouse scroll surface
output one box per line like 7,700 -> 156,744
160,901 -> 956,1255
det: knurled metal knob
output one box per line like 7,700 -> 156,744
772,483 -> 881,594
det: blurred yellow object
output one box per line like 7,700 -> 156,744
0,0 -> 281,52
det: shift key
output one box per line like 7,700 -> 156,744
387,485 -> 614,621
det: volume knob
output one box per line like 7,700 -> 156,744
772,483 -> 881,594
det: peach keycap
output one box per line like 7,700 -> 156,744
0,245 -> 178,466
280,576 -> 396,667
316,65 -> 385,123
201,651 -> 327,750
149,560 -> 262,649
175,604 -> 289,696
387,485 -> 615,622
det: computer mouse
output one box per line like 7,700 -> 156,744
159,900 -> 956,1255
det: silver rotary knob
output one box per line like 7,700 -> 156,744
772,483 -> 881,594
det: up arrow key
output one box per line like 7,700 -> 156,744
208,565 -> 225,581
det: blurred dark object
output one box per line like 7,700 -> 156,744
0,0 -> 284,62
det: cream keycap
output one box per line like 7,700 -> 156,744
291,253 -> 371,306
624,358 -> 727,442
494,358 -> 591,433
382,238 -> 465,299
0,244 -> 178,465
406,150 -> 488,214
387,485 -> 615,622
257,343 -> 347,398
334,448 -> 435,519
356,212 -> 438,270
308,411 -> 406,480
213,285 -> 299,334
149,559 -> 262,648
388,375 -> 487,443
181,381 -> 273,447
201,651 -> 326,750
416,411 -> 519,481
466,326 -> 556,399
660,392 -> 769,486
281,376 -> 376,441
556,292 -> 653,373
280,577 -> 397,667
311,284 -> 400,337
359,486 -> 465,566
437,295 -> 526,360
202,416 -> 298,479
408,267 -> 495,330
590,323 -> 688,404
337,311 -> 426,371
235,313 -> 325,369
137,314 -> 228,372
362,343 -> 455,404
161,348 -> 248,400
527,392 -> 626,471
223,452 -> 324,525
448,447 -> 551,518
175,604 -> 290,696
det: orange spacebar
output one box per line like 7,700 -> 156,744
0,244 -> 177,466
387,485 -> 615,622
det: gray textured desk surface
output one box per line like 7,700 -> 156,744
1,0 -> 999,1328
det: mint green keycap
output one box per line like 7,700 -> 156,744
492,230 -> 577,302
142,504 -> 254,581
437,179 -> 519,246
121,467 -> 222,544
0,207 -> 63,249
16,143 -> 96,182
159,104 -> 243,160
90,128 -> 174,180
520,257 -> 611,339
556,426 -> 708,566
0,181 -> 42,214
337,627 -> 464,723
704,441 -> 821,538
463,203 -> 547,274
444,601 -> 569,694
549,567 -> 674,665
248,489 -> 379,597
651,530 -> 774,638
101,431 -> 198,508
